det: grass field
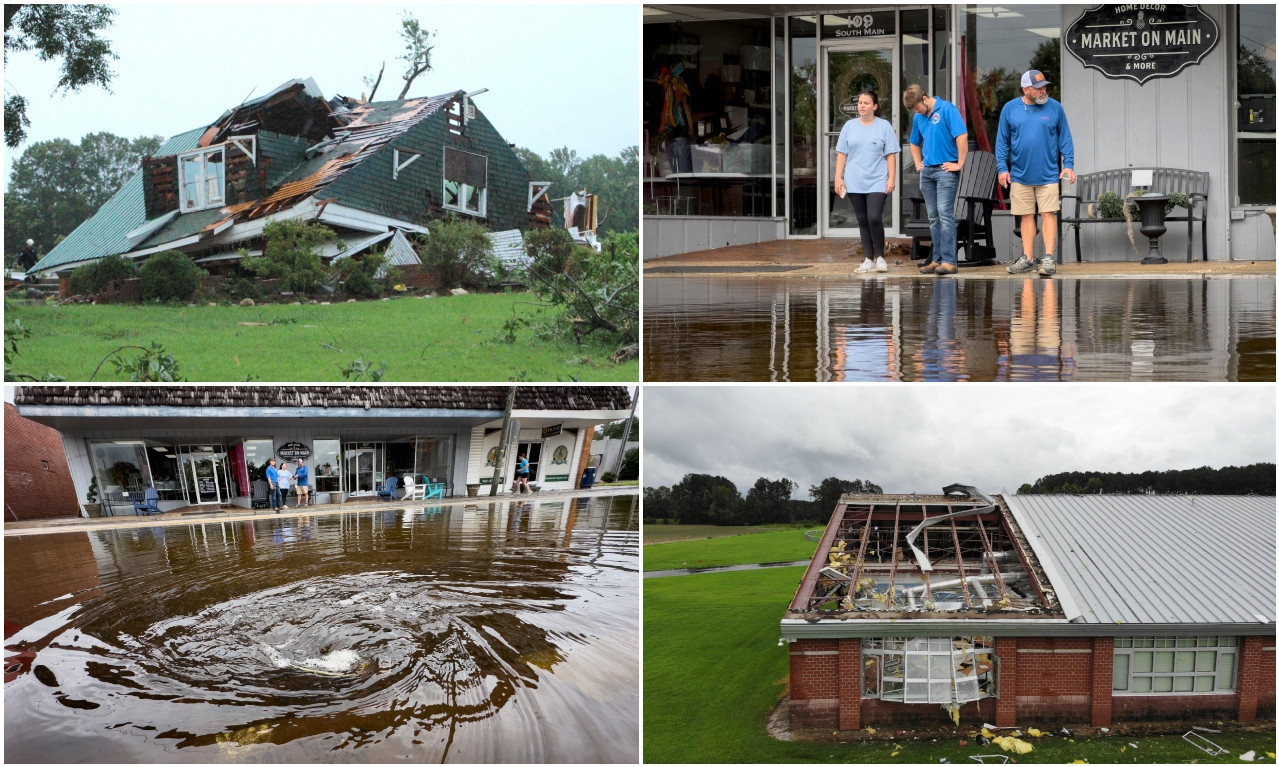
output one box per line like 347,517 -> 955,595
4,294 -> 637,381
642,526 -> 819,571
642,523 -> 805,544
644,537 -> 1274,763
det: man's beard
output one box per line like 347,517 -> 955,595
1034,94 -> 1048,105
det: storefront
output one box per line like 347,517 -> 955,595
15,386 -> 632,514
643,5 -> 1276,261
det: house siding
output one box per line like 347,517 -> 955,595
324,99 -> 532,233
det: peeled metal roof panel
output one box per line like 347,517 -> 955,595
31,127 -> 208,271
1005,494 -> 1277,627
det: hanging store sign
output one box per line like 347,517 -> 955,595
1064,5 -> 1220,84
541,424 -> 562,439
276,441 -> 312,460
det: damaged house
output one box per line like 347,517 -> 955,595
784,485 -> 1275,730
28,78 -> 553,278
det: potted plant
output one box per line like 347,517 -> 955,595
83,477 -> 102,517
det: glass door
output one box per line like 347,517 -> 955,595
180,445 -> 229,504
516,442 -> 543,483
820,39 -> 899,238
343,442 -> 383,496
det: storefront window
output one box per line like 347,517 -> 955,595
900,9 -> 931,228
958,5 -> 1062,155
241,439 -> 273,501
144,442 -> 181,499
88,441 -> 152,499
643,18 -> 773,218
1236,4 -> 1275,206
313,438 -> 341,493
414,436 -> 453,484
789,15 -> 818,234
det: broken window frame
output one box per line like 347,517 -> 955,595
177,146 -> 226,212
442,147 -> 488,217
861,636 -> 997,704
1112,636 -> 1238,695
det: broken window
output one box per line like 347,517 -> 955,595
1113,636 -> 1237,694
178,147 -> 226,212
443,147 -> 487,217
862,637 -> 997,704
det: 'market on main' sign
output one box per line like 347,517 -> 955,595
1064,5 -> 1219,84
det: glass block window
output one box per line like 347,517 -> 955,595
1113,637 -> 1238,695
862,636 -> 996,704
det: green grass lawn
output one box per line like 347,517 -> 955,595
643,523 -> 806,544
644,541 -> 1275,763
643,527 -> 819,571
4,294 -> 637,382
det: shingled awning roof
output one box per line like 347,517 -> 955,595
15,386 -> 631,412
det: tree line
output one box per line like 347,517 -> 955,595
1017,463 -> 1275,496
643,474 -> 882,527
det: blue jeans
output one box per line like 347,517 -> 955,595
270,486 -> 283,508
920,165 -> 959,266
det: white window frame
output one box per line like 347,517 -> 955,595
862,637 -> 997,704
1112,636 -> 1238,695
442,147 -> 487,217
177,145 -> 227,212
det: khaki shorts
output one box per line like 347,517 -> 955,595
1010,183 -> 1060,215
296,485 -> 310,494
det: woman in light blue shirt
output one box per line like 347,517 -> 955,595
834,90 -> 899,273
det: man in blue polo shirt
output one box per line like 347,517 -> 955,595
996,69 -> 1076,277
904,84 -> 968,276
265,457 -> 281,511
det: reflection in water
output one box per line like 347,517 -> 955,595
4,496 -> 639,763
644,277 -> 1275,381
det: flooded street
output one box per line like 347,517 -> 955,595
644,276 -> 1275,381
4,495 -> 639,763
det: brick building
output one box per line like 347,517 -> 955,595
3,402 -> 80,520
783,486 -> 1275,730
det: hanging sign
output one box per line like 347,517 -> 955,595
276,441 -> 312,460
1064,5 -> 1220,84
541,424 -> 562,438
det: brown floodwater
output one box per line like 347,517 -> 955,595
4,496 -> 638,763
644,277 -> 1276,381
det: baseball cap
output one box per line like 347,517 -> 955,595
1021,70 -> 1050,88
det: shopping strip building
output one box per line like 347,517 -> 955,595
13,386 -> 631,515
784,486 -> 1275,729
643,5 -> 1275,260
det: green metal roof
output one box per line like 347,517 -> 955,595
31,127 -> 207,272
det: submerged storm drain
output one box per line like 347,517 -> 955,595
24,571 -> 574,751
644,265 -> 806,274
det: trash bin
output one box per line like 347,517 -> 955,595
581,467 -> 597,489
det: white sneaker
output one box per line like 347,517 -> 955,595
874,256 -> 888,273
855,258 -> 875,273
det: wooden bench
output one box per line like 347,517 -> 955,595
1060,167 -> 1209,262
904,150 -> 1000,266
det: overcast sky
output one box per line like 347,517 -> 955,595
3,3 -> 638,187
643,385 -> 1277,496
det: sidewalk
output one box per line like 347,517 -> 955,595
644,238 -> 1276,280
4,485 -> 639,537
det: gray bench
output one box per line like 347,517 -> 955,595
1060,168 -> 1209,262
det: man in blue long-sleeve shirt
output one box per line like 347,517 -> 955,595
996,69 -> 1076,276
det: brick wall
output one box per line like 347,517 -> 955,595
4,403 -> 80,519
1237,635 -> 1276,722
1012,637 -> 1095,723
789,639 -> 840,729
1091,637 -> 1115,726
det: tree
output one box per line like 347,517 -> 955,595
744,476 -> 797,525
808,477 -> 883,523
241,219 -> 337,294
4,4 -> 119,148
5,132 -> 162,258
396,12 -> 436,99
525,230 -> 637,349
597,417 -> 639,441
644,485 -> 673,522
668,473 -> 740,525
417,216 -> 497,290
515,145 -> 640,234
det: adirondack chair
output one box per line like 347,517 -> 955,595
423,480 -> 446,499
401,476 -> 426,501
131,487 -> 163,516
376,476 -> 399,501
905,150 -> 1000,266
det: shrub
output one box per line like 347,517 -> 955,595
601,471 -> 618,483
524,227 -> 580,279
342,263 -> 377,297
618,447 -> 638,481
67,254 -> 137,295
139,251 -> 206,301
242,219 -> 336,294
419,217 -> 497,290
